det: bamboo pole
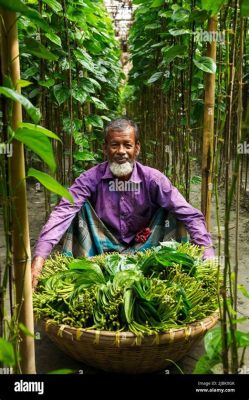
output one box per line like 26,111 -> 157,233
201,17 -> 217,230
0,10 -> 36,373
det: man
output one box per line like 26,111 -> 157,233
31,118 -> 215,288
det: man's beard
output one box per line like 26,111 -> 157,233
109,161 -> 134,177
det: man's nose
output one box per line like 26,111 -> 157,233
117,145 -> 126,154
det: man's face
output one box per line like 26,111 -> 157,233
104,126 -> 140,165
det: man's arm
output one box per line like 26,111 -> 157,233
31,172 -> 94,287
152,173 -> 215,259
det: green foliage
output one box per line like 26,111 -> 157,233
0,87 -> 41,123
33,243 -> 220,334
0,338 -> 16,366
15,0 -> 123,180
27,168 -> 74,203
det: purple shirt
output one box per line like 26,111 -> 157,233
34,161 -> 215,259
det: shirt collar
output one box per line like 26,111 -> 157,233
101,161 -> 142,183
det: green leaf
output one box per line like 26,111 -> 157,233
0,338 -> 16,366
53,84 -> 69,105
15,128 -> 56,172
27,168 -> 74,203
0,0 -> 29,12
201,0 -> 227,16
71,88 -> 88,103
241,0 -> 249,16
45,32 -> 62,47
43,0 -> 62,13
193,56 -> 216,74
84,115 -> 103,128
162,44 -> 187,64
16,79 -> 33,88
89,96 -> 108,110
19,323 -> 35,338
145,23 -> 161,30
147,71 -> 163,84
150,0 -> 165,7
24,38 -> 58,61
0,86 -> 41,124
204,327 -> 222,360
169,28 -> 190,36
73,151 -> 95,161
48,369 -> 76,374
38,79 -> 55,88
172,8 -> 190,22
238,284 -> 249,299
193,353 -> 220,374
235,331 -> 249,347
18,123 -> 62,142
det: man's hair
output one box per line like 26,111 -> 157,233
104,117 -> 139,143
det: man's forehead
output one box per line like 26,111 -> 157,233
107,128 -> 135,141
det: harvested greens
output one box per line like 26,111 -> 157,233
33,242 -> 220,335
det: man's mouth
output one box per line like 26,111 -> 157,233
114,158 -> 129,164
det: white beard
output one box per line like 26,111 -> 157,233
109,161 -> 133,177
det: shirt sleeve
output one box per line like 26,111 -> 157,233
151,173 -> 215,256
33,172 -> 94,259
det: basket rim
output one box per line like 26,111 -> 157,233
38,309 -> 219,341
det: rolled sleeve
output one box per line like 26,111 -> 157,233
152,174 -> 215,253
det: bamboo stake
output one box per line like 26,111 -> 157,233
0,10 -> 36,373
201,17 -> 217,230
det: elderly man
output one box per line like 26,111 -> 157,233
31,118 -> 215,288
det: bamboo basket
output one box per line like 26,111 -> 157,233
39,311 -> 219,374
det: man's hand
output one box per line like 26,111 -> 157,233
31,256 -> 45,290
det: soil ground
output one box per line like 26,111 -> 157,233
1,180 -> 248,375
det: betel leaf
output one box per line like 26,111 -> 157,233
168,28 -> 190,36
84,115 -> 103,128
201,0 -> 227,16
53,84 -> 70,105
204,327 -> 222,360
27,168 -> 74,203
43,0 -> 62,13
147,71 -> 163,84
45,32 -> 62,47
19,323 -> 35,338
171,8 -> 190,22
0,0 -> 29,12
15,128 -> 56,173
0,338 -> 16,366
162,44 -> 187,64
23,38 -> 58,61
241,0 -> 249,16
235,331 -> 249,347
193,56 -> 216,74
18,123 -> 62,142
0,86 -> 41,124
71,89 -> 88,104
73,151 -> 95,161
38,79 -> 55,88
150,0 -> 165,7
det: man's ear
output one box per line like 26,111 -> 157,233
135,141 -> 141,156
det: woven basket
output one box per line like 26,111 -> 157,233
39,311 -> 219,374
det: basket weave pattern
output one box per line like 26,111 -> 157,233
40,311 -> 219,374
